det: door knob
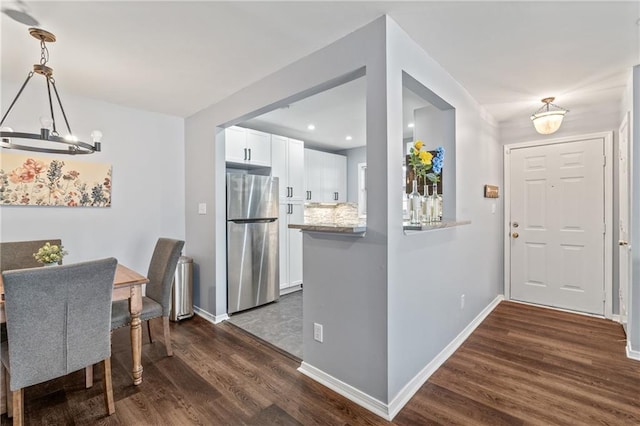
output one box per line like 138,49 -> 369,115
512,232 -> 519,239
619,240 -> 629,246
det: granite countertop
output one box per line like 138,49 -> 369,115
288,222 -> 367,234
403,219 -> 471,233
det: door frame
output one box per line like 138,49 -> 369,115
503,131 -> 614,319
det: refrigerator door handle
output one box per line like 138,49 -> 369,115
230,218 -> 277,224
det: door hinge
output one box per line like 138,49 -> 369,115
603,223 -> 606,235
603,291 -> 607,303
603,155 -> 606,167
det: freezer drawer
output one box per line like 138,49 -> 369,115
227,220 -> 279,314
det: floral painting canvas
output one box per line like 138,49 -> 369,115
0,152 -> 111,207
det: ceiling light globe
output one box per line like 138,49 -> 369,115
531,111 -> 566,135
39,116 -> 53,130
90,130 -> 103,143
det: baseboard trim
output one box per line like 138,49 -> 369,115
193,306 -> 229,324
297,362 -> 391,421
627,342 -> 640,361
611,314 -> 621,323
387,294 -> 504,419
298,295 -> 504,421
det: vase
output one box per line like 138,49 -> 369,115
43,262 -> 57,267
410,179 -> 422,224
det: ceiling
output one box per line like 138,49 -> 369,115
2,1 -> 639,150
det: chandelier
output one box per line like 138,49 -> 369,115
530,97 -> 568,135
0,28 -> 102,155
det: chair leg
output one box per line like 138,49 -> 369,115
85,364 -> 94,388
12,388 -> 23,426
102,358 -> 115,415
162,316 -> 173,357
147,320 -> 153,343
4,367 -> 12,418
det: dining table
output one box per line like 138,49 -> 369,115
0,264 -> 148,389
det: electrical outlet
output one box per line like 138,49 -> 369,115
198,203 -> 207,215
460,294 -> 465,310
314,323 -> 323,343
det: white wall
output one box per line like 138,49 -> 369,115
629,65 -> 640,353
1,80 -> 186,273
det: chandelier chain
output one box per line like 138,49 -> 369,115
39,40 -> 49,66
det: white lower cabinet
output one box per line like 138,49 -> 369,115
279,201 -> 303,292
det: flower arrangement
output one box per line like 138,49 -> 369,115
33,242 -> 68,265
408,140 -> 445,183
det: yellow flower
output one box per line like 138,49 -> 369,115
419,150 -> 433,165
414,140 -> 424,151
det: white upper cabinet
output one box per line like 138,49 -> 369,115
225,126 -> 271,167
272,135 -> 304,201
304,148 -> 347,203
304,149 -> 324,202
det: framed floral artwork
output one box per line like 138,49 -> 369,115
0,152 -> 111,207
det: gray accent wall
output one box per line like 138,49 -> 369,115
185,14 -> 505,409
1,80 -> 185,274
385,18 -> 502,400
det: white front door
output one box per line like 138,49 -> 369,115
618,113 -> 631,329
509,138 -> 606,315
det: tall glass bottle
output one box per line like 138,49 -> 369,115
422,184 -> 430,223
432,183 -> 441,221
410,179 -> 422,224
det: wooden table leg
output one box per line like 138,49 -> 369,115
129,284 -> 143,385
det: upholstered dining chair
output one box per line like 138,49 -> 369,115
1,257 -> 118,425
0,239 -> 63,272
111,238 -> 184,357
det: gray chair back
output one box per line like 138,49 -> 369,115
145,238 -> 185,316
0,239 -> 62,272
2,257 -> 117,391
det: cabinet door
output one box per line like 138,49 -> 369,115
278,203 -> 289,290
322,152 -> 338,202
246,129 -> 271,167
305,149 -> 324,202
288,139 -> 305,201
225,126 -> 247,164
271,135 -> 288,200
288,202 -> 304,286
335,154 -> 347,202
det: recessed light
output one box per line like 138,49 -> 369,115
345,135 -> 353,141
408,123 -> 414,128
307,124 -> 315,131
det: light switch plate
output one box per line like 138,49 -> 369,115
198,203 -> 207,215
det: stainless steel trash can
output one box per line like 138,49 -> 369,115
170,256 -> 194,322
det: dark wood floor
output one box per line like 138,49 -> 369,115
2,301 -> 639,425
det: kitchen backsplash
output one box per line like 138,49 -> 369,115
304,203 -> 361,225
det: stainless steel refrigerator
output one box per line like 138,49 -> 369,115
226,173 -> 279,314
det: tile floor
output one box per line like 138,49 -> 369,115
227,290 -> 302,359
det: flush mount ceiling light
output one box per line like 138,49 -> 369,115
0,28 -> 102,155
530,97 -> 568,135
307,124 -> 316,131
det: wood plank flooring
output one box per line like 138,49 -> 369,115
2,300 -> 639,425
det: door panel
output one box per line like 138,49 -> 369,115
227,221 -> 278,314
510,138 -> 605,314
